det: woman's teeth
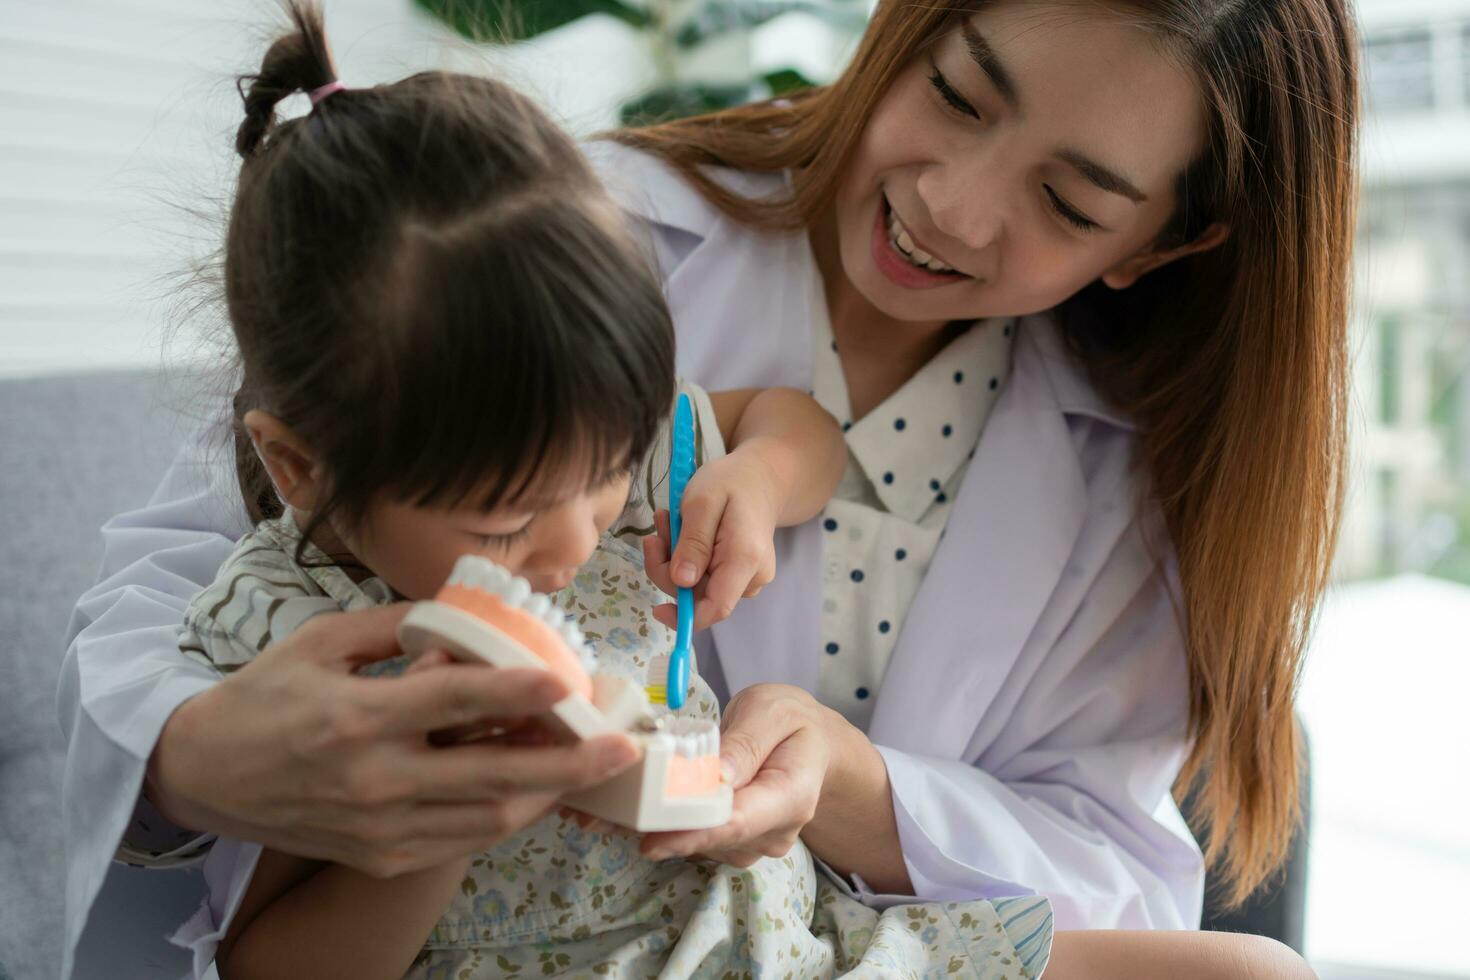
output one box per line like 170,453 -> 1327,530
887,208 -> 958,274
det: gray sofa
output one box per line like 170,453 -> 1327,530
0,369 -> 1308,980
0,370 -> 205,980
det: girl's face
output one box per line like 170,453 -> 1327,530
345,468 -> 632,601
829,1 -> 1219,325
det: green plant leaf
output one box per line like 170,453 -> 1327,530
762,68 -> 814,96
620,82 -> 754,126
414,0 -> 650,42
674,0 -> 866,49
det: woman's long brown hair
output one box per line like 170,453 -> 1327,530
610,0 -> 1358,906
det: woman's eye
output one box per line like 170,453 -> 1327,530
1044,185 -> 1099,232
928,65 -> 980,120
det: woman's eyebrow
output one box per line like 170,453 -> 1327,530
1056,149 -> 1149,203
961,20 -> 1020,110
959,20 -> 1147,205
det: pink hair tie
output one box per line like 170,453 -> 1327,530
308,80 -> 345,106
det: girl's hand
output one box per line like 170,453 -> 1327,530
637,683 -> 833,867
641,450 -> 782,631
147,604 -> 641,878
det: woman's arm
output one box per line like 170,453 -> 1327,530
802,707 -> 912,894
216,849 -> 468,980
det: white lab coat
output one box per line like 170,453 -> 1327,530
58,141 -> 1203,979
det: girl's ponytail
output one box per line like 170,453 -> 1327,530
235,2 -> 337,158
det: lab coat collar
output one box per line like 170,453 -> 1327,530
837,317 -> 1015,522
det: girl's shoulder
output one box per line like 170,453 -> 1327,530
179,516 -> 383,674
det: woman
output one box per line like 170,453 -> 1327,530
60,0 -> 1355,973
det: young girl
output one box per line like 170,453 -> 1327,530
167,5 -> 1057,978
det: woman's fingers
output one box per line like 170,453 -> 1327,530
370,664 -> 570,736
646,686 -> 831,861
286,603 -> 414,670
406,733 -> 640,801
641,739 -> 814,861
718,684 -> 826,789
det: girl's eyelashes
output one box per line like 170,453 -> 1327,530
928,63 -> 979,119
472,523 -> 533,549
1044,185 -> 1100,232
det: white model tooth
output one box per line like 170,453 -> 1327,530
896,228 -> 915,253
652,732 -> 675,754
524,594 -> 551,619
504,577 -> 530,606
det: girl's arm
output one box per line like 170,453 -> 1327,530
707,387 -> 846,525
217,848 -> 470,980
644,386 -> 844,629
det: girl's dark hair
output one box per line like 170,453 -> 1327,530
228,1 -> 675,554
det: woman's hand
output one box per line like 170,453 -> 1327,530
638,683 -> 833,867
642,449 -> 781,631
147,604 -> 641,878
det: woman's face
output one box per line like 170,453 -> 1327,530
830,1 -> 1216,324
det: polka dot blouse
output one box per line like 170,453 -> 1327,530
812,315 -> 1016,730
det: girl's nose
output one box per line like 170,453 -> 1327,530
527,500 -> 601,572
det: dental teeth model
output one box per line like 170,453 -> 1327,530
398,555 -> 732,832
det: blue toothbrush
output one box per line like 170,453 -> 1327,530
665,393 -> 696,710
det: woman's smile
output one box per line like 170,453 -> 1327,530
872,192 -> 973,289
